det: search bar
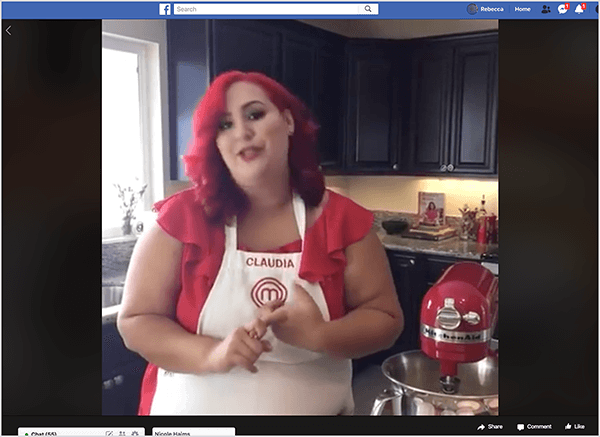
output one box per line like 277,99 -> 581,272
173,3 -> 379,15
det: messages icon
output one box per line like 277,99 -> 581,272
517,424 -> 525,431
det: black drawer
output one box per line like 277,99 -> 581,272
102,357 -> 147,415
103,322 -> 145,380
425,256 -> 457,283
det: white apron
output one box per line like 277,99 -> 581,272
150,193 -> 354,415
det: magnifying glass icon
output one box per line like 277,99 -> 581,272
365,5 -> 372,12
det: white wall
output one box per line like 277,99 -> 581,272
326,175 -> 498,217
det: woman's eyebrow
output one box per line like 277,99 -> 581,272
222,100 -> 264,116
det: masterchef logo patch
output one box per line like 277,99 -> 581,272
245,256 -> 295,268
251,277 -> 288,307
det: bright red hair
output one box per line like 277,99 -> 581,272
183,71 -> 325,224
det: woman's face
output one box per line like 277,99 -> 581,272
215,81 -> 294,186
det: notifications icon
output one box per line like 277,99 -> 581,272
517,424 -> 525,431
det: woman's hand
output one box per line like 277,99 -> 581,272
206,300 -> 287,374
268,282 -> 326,352
244,299 -> 287,339
206,327 -> 271,374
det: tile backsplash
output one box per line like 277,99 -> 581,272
326,175 -> 498,218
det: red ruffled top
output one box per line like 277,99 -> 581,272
138,188 -> 374,415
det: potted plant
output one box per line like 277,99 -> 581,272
114,180 -> 148,236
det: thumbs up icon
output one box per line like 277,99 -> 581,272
566,423 -> 572,429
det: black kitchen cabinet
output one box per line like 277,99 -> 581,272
313,43 -> 345,169
386,251 -> 425,353
344,33 -> 497,176
167,20 -> 345,179
345,44 -> 398,171
424,255 -> 460,291
405,34 -> 498,176
102,322 -> 147,415
405,45 -> 454,174
166,20 -> 210,180
210,20 -> 346,170
280,32 -> 345,169
281,33 -> 315,109
449,40 -> 498,174
167,22 -> 497,178
210,20 -> 281,80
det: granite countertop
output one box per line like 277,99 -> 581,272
102,237 -> 137,286
378,230 -> 497,260
103,274 -> 127,287
373,211 -> 498,261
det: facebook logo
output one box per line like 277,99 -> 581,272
159,3 -> 171,15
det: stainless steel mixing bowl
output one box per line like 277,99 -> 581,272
371,350 -> 498,415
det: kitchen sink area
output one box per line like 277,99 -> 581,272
102,286 -> 124,324
102,286 -> 124,308
102,237 -> 146,415
102,236 -> 136,324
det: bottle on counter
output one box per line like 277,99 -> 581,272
487,214 -> 498,244
477,219 -> 487,244
477,195 -> 487,244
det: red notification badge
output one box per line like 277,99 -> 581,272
565,2 -> 570,9
582,2 -> 587,9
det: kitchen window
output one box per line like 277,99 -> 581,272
102,33 -> 164,239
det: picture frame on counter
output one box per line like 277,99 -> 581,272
418,192 -> 446,227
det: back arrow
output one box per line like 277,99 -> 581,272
6,26 -> 11,35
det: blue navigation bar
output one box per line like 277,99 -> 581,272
2,2 -> 598,19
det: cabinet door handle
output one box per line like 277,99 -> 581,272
318,165 -> 323,171
409,259 -> 415,266
114,375 -> 124,386
440,164 -> 447,172
447,164 -> 454,172
392,164 -> 399,170
103,379 -> 114,390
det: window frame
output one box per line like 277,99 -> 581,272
102,32 -> 164,238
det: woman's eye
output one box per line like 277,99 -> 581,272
219,120 -> 233,131
247,110 -> 265,121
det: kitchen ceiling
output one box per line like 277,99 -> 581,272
299,20 -> 499,39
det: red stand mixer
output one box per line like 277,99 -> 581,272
372,261 -> 498,415
420,261 -> 498,394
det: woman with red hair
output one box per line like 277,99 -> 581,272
118,71 -> 403,415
